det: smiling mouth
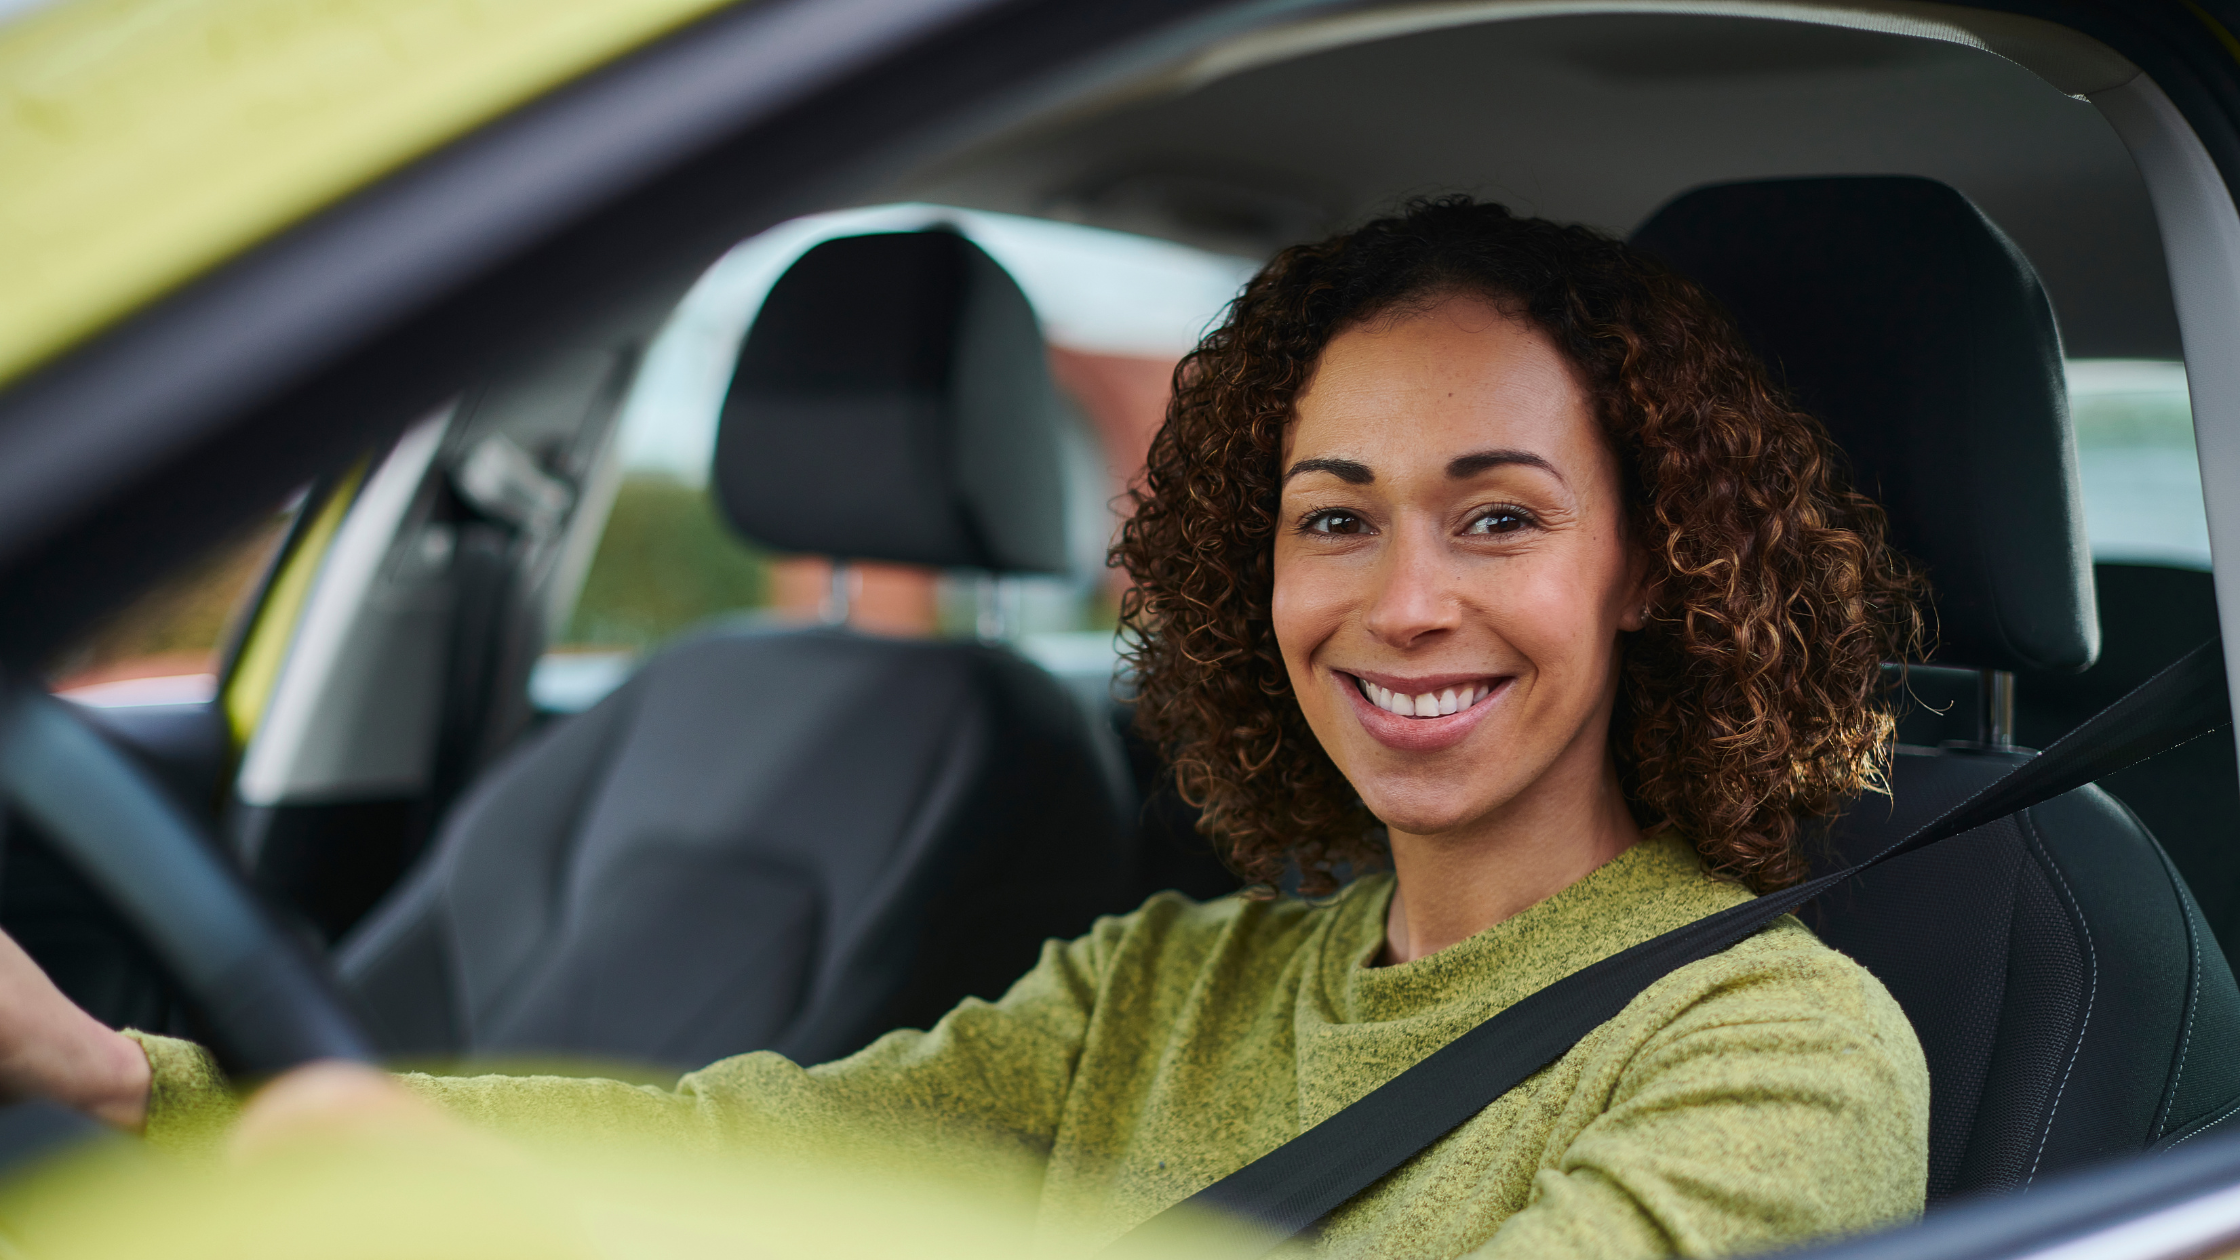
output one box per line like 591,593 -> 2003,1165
1352,676 -> 1499,719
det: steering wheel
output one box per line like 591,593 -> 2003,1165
0,682 -> 376,1083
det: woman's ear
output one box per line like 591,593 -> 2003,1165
1618,552 -> 1654,633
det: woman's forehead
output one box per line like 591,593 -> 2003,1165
1287,301 -> 1601,475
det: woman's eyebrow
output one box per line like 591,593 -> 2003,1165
1447,449 -> 1562,481
1284,456 -> 1374,484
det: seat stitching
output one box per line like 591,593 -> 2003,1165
2131,797 -> 2206,1142
2025,813 -> 2097,1186
2165,880 -> 2203,1140
2160,1091 -> 2240,1151
2077,800 -> 2225,1153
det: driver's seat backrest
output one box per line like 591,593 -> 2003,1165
337,230 -> 1134,1070
1634,177 -> 2240,1198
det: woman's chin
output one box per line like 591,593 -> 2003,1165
1354,789 -> 1499,842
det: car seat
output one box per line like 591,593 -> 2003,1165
2018,561 -> 2240,959
336,230 -> 1136,1070
1634,177 -> 2240,1200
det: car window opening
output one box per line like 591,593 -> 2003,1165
5,6 -> 2240,1257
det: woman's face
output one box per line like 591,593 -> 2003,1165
1273,293 -> 1645,842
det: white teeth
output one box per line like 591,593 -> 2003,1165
1361,680 -> 1402,716
1358,678 -> 1495,717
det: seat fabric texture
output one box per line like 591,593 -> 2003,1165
341,629 -> 1129,1067
339,230 -> 1135,1069
1634,177 -> 2240,1196
1807,754 -> 2240,1200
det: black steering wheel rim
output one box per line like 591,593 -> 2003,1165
0,681 -> 376,1078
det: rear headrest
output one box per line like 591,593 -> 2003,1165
1632,176 -> 2097,674
713,230 -> 1068,573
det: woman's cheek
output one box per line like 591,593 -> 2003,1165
1485,565 -> 1607,693
1269,556 -> 1327,678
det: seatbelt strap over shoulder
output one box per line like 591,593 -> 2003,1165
1117,640 -> 2235,1257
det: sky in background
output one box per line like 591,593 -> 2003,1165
612,205 -> 1256,486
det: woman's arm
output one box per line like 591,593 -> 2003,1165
132,927 -> 1111,1174
1469,953 -> 1931,1259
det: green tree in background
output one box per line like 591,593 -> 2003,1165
562,475 -> 772,651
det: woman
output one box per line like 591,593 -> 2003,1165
0,197 -> 1929,1257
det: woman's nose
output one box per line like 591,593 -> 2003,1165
1362,525 -> 1460,646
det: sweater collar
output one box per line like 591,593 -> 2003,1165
1319,833 -> 1752,1026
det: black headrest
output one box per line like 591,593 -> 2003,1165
1632,177 -> 2097,674
713,230 -> 1068,573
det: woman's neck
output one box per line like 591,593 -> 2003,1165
1377,754 -> 1643,966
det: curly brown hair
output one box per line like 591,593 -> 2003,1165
1114,197 -> 1927,895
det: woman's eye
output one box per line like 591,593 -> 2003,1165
1467,508 -> 1534,535
1304,510 -> 1368,536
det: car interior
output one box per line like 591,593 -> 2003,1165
1635,173 -> 2240,1191
5,1 -> 2240,1254
338,228 -> 1138,1070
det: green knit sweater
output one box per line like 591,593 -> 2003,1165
133,834 -> 1928,1257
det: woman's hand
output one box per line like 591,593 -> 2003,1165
230,1062 -> 464,1162
0,927 -> 149,1130
0,927 -> 462,1154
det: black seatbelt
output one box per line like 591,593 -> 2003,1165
1119,639 -> 2234,1256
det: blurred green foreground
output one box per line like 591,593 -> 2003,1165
0,1124 -> 1261,1260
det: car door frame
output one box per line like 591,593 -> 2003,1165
5,2 -> 2240,1255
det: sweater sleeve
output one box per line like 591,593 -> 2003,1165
1466,944 -> 1931,1259
131,928 -> 1108,1183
